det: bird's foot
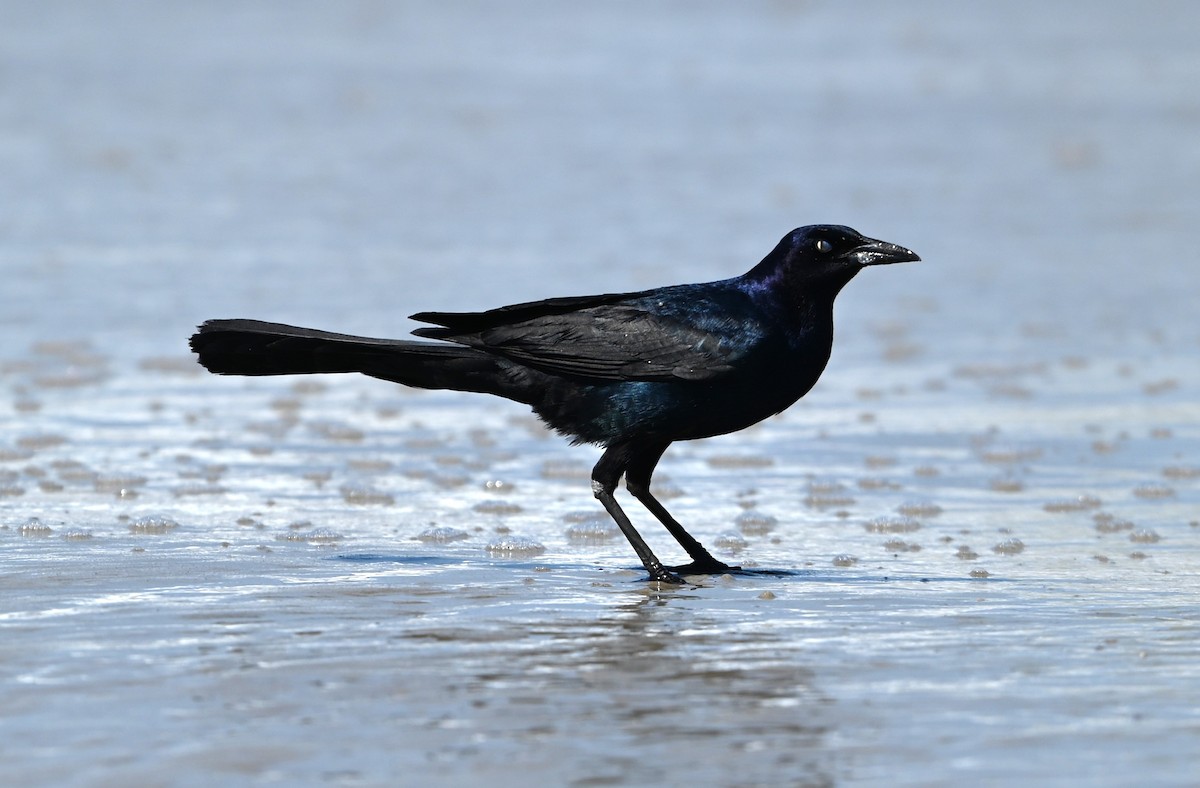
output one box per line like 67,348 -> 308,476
645,564 -> 687,585
670,559 -> 740,576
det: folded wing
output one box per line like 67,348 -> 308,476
412,287 -> 762,383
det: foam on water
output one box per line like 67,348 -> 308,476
864,515 -> 923,533
416,526 -> 471,544
735,510 -> 777,536
127,515 -> 179,534
485,536 -> 546,557
992,537 -> 1026,555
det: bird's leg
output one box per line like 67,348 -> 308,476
592,446 -> 684,584
624,443 -> 737,575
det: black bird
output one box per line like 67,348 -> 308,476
190,225 -> 918,583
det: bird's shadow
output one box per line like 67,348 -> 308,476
330,554 -> 1010,586
625,565 -> 1014,586
711,567 -> 803,579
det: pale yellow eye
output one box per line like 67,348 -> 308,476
815,239 -> 833,253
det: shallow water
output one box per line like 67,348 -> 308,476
2,2 -> 1199,786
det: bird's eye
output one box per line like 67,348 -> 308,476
815,239 -> 833,253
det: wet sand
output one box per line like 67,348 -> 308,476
2,2 -> 1198,785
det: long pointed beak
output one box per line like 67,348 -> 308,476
851,237 -> 921,266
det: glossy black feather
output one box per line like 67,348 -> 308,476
189,225 -> 919,582
412,284 -> 764,382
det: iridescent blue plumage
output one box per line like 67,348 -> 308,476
190,225 -> 919,583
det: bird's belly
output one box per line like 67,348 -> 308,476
534,369 -> 819,446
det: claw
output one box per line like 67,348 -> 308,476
649,569 -> 687,585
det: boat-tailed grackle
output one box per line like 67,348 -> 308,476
190,225 -> 919,583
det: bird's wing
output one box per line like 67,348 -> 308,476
411,287 -> 764,383
412,292 -> 633,333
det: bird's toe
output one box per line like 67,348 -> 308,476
670,560 -> 740,576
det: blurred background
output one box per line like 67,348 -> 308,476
4,0 -> 1196,363
1,2 -> 1197,785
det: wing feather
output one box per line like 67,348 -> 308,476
412,285 -> 764,383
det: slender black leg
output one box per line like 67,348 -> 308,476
624,442 -> 738,575
592,446 -> 684,584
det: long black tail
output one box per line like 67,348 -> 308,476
189,319 -> 534,402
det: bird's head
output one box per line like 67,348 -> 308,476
747,224 -> 919,294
